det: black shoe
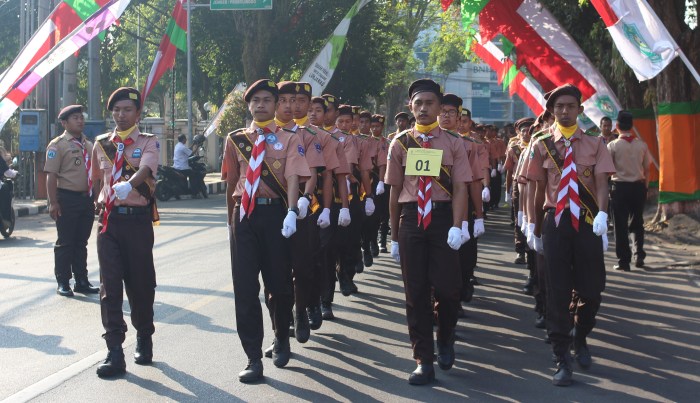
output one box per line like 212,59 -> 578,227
535,314 -> 546,329
514,253 -> 526,264
73,277 -> 99,294
134,336 -> 153,365
544,333 -> 551,344
457,305 -> 466,318
264,341 -> 275,358
307,305 -> 323,330
339,278 -> 353,297
380,246 -> 388,253
238,359 -> 263,383
272,337 -> 291,368
460,282 -> 474,303
355,259 -> 365,274
573,339 -> 592,369
350,280 -> 359,294
635,259 -> 644,268
469,276 -> 480,286
522,277 -> 535,295
552,355 -> 573,386
408,363 -> 435,385
614,264 -> 631,272
362,250 -> 373,268
437,343 -> 455,370
370,242 -> 380,257
321,303 -> 335,320
96,347 -> 126,378
295,310 -> 310,343
57,282 -> 74,297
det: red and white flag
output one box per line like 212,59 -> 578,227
590,0 -> 679,81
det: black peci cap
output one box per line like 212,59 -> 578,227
544,83 -> 582,111
244,79 -> 278,103
58,104 -> 84,120
107,87 -> 141,111
296,82 -> 313,98
408,78 -> 442,100
337,104 -> 354,116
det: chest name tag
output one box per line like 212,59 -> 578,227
405,148 -> 443,177
132,148 -> 142,158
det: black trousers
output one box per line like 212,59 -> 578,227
542,210 -> 606,358
362,180 -> 383,253
612,181 -> 647,265
97,211 -> 156,348
535,252 -> 547,316
54,189 -> 94,284
338,186 -> 363,282
291,209 -> 322,311
379,186 -> 391,248
490,171 -> 502,208
459,203 -> 477,286
231,204 -> 293,360
320,203 -> 341,305
399,203 -> 460,362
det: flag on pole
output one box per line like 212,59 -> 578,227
590,0 -> 679,81
0,0 -> 132,131
300,0 -> 371,96
203,83 -> 246,138
0,0 -> 111,100
142,0 -> 188,102
441,0 -> 455,11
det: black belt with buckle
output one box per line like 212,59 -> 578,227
114,206 -> 150,215
546,207 -> 588,215
234,197 -> 282,207
58,188 -> 90,197
402,201 -> 452,211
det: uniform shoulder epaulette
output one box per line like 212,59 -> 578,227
584,130 -> 600,137
282,128 -> 296,133
139,132 -> 155,137
358,133 -> 370,138
302,126 -> 317,135
228,128 -> 247,138
532,129 -> 550,139
444,129 -> 461,138
395,129 -> 412,140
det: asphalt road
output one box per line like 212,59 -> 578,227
1,195 -> 698,402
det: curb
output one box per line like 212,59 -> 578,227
206,181 -> 226,195
14,203 -> 47,217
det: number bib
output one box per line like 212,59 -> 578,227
405,148 -> 443,177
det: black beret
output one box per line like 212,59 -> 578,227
322,94 -> 338,109
337,104 -> 353,116
617,110 -> 633,126
359,110 -> 372,119
371,114 -> 385,124
408,78 -> 442,100
544,83 -> 582,111
442,93 -> 463,109
296,82 -> 313,98
514,117 -> 536,131
394,112 -> 409,120
107,87 -> 141,111
311,96 -> 328,111
277,81 -> 297,95
244,79 -> 278,103
58,105 -> 84,120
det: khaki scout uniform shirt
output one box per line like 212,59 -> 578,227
92,127 -> 159,207
44,132 -> 93,192
222,122 -> 311,199
607,135 -> 651,183
525,126 -> 615,210
373,135 -> 389,169
356,134 -> 377,172
384,127 -> 473,203
314,125 -> 350,175
281,121 -> 326,171
459,135 -> 485,182
329,127 -> 358,174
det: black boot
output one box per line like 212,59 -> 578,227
370,241 -> 379,257
321,303 -> 335,320
238,359 -> 263,383
437,342 -> 455,370
272,337 -> 291,368
73,277 -> 99,294
552,354 -> 573,386
307,305 -> 323,330
362,249 -> 373,268
96,346 -> 126,378
294,309 -> 310,343
522,276 -> 535,295
460,282 -> 474,303
57,282 -> 74,297
134,336 -> 153,365
408,362 -> 435,385
264,340 -> 275,358
573,335 -> 592,369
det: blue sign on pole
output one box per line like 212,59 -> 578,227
19,111 -> 43,152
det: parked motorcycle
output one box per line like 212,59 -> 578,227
0,170 -> 16,238
155,155 -> 208,202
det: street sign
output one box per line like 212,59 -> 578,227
210,0 -> 272,10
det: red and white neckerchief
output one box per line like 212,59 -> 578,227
620,135 -> 635,143
101,135 -> 134,233
70,137 -> 92,197
554,136 -> 580,231
239,127 -> 269,221
417,133 -> 434,229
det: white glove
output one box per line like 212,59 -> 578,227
482,186 -> 491,202
498,162 -> 505,173
527,230 -> 535,250
390,240 -> 400,263
505,192 -> 511,203
281,211 -> 297,238
602,233 -> 608,252
376,181 -> 385,195
297,197 -> 310,219
227,224 -> 231,241
3,169 -> 17,178
534,235 -> 544,254
460,221 -> 471,245
365,197 -> 375,216
592,211 -> 608,236
527,223 -> 535,240
521,214 -> 528,233
490,168 -> 497,178
517,211 -> 523,227
317,208 -> 331,228
338,207 -> 351,227
447,227 -> 462,250
112,182 -> 132,200
473,218 -> 485,238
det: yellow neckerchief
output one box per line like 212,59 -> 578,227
352,129 -> 360,135
415,121 -> 439,134
556,122 -> 578,139
254,119 -> 274,129
116,125 -> 137,141
294,116 -> 309,126
522,141 -> 530,147
324,125 -> 334,131
274,117 -> 291,128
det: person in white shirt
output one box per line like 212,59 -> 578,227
173,134 -> 201,197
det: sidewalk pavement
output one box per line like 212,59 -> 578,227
13,172 -> 226,218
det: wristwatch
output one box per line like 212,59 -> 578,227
289,206 -> 300,215
303,193 -> 313,202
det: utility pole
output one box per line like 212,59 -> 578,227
88,38 -> 102,120
62,56 -> 78,106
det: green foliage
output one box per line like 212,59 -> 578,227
216,88 -> 249,138
425,7 -> 472,76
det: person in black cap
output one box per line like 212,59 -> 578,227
45,105 -> 99,297
92,87 -> 161,378
385,79 -> 472,385
607,110 -> 651,271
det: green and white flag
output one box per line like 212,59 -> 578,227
300,0 -> 371,96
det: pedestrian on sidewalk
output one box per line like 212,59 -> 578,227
607,111 -> 651,271
44,105 -> 99,297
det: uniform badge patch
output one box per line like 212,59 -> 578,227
47,150 -> 57,159
273,142 -> 284,151
245,146 -> 252,152
298,145 -> 305,156
132,148 -> 142,158
117,143 -> 124,152
272,160 -> 282,170
156,141 -> 160,150
262,170 -> 269,176
583,167 -> 592,177
530,150 -> 535,159
314,143 -> 322,153
74,158 -> 82,166
339,136 -> 345,143
266,134 -> 277,144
